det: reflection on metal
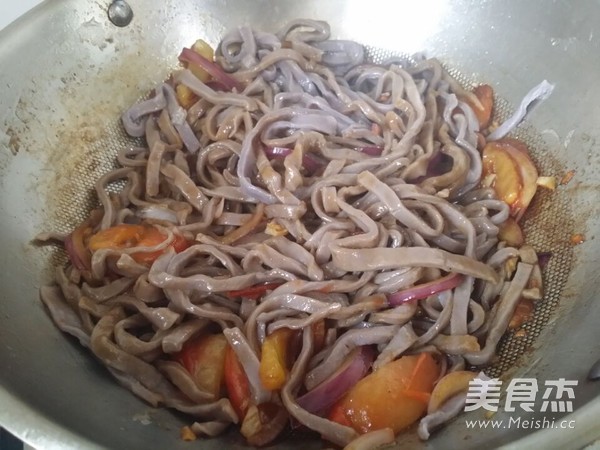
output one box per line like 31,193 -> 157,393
588,358 -> 600,381
107,0 -> 133,27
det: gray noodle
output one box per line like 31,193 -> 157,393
38,19 -> 542,448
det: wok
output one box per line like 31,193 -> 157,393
0,0 -> 599,448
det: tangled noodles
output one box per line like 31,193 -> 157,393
38,19 -> 550,448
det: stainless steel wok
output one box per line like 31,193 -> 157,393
1,0 -> 599,448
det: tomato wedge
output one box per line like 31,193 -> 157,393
259,328 -> 294,391
482,142 -> 523,207
175,334 -> 228,401
224,345 -> 251,421
497,138 -> 539,221
481,139 -> 539,221
88,224 -> 190,264
176,84 -> 199,110
329,353 -> 439,434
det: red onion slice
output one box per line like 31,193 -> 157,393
408,151 -> 453,184
387,273 -> 464,306
302,154 -> 325,173
357,146 -> 383,156
178,48 -> 244,92
296,346 -> 375,415
264,146 -> 292,158
537,252 -> 553,269
64,233 -> 89,272
205,80 -> 230,92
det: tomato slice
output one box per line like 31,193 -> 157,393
497,138 -> 539,221
482,142 -> 523,207
227,283 -> 282,300
406,352 -> 440,393
87,224 -> 190,264
126,226 -> 189,264
329,353 -> 439,434
175,334 -> 228,401
224,345 -> 251,421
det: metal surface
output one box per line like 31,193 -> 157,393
107,0 -> 133,28
0,1 -> 599,449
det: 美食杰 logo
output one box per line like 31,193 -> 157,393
463,375 -> 578,430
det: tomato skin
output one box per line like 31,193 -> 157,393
67,223 -> 93,271
328,401 -> 352,427
224,345 -> 251,421
87,224 -> 190,265
175,334 -> 228,401
227,283 -> 282,300
311,320 -> 326,354
329,353 -> 439,434
471,84 -> 494,129
128,227 -> 190,264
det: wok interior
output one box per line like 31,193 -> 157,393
0,1 -> 599,449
